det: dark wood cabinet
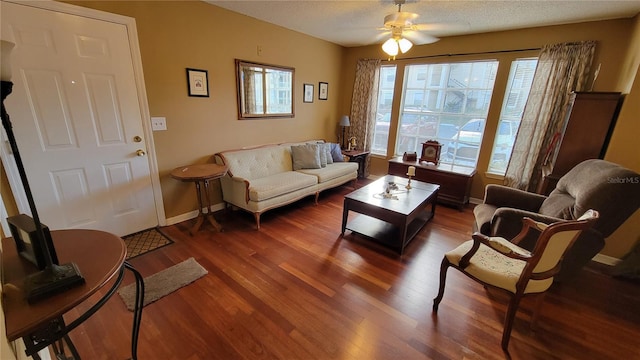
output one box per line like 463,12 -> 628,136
388,157 -> 476,210
538,92 -> 623,195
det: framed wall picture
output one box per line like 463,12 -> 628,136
186,68 -> 209,97
319,82 -> 328,100
303,83 -> 314,103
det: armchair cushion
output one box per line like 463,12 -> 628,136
445,238 -> 552,293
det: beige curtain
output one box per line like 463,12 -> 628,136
504,41 -> 596,191
242,67 -> 257,114
349,59 -> 381,177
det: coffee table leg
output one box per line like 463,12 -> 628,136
341,199 -> 349,235
400,220 -> 409,255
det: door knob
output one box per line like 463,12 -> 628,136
136,149 -> 146,156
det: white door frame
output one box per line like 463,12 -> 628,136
1,0 -> 166,228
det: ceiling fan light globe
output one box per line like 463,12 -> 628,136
398,38 -> 413,53
382,38 -> 399,56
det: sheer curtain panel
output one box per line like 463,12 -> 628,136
349,59 -> 381,177
504,41 -> 596,191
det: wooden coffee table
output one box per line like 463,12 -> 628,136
341,175 -> 439,254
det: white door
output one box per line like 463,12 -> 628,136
1,2 -> 159,236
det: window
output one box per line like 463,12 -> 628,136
488,58 -> 538,175
396,61 -> 499,168
371,65 -> 397,156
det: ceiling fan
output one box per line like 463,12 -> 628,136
379,0 -> 459,58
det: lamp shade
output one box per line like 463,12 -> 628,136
339,115 -> 350,127
398,38 -> 413,53
382,38 -> 399,57
1,40 -> 15,81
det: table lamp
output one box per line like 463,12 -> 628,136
339,115 -> 350,149
1,40 -> 84,303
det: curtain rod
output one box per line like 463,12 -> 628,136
385,47 -> 541,62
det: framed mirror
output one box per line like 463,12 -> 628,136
236,59 -> 295,119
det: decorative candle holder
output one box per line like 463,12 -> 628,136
406,175 -> 413,189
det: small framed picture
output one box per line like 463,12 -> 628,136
186,68 -> 209,97
319,82 -> 328,100
303,83 -> 314,103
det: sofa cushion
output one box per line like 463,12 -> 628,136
329,143 -> 344,162
296,162 -> 357,183
291,144 -> 322,170
248,171 -> 318,202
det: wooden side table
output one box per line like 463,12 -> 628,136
342,150 -> 370,179
1,230 -> 144,360
171,163 -> 228,235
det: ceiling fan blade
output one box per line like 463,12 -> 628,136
384,11 -> 420,28
375,31 -> 391,42
403,31 -> 440,45
413,22 -> 470,33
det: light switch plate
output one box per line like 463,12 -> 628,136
151,117 -> 167,131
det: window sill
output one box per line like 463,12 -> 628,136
485,172 -> 505,181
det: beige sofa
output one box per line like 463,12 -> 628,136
214,140 -> 358,229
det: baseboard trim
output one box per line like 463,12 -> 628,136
592,253 -> 621,266
469,197 -> 483,205
165,203 -> 226,226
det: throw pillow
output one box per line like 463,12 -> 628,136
324,143 -> 333,164
317,142 -> 327,167
329,143 -> 344,162
291,144 -> 322,170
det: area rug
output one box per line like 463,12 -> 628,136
123,227 -> 174,260
118,257 -> 208,311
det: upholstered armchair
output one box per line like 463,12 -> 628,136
473,159 -> 640,281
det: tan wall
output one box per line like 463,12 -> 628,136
65,0 -> 345,218
343,18 -> 638,259
601,15 -> 640,258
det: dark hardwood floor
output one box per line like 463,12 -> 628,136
65,182 -> 640,359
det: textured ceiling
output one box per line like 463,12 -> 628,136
205,0 -> 640,47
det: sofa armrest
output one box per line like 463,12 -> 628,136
484,184 -> 547,212
230,176 -> 251,203
218,173 -> 252,206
